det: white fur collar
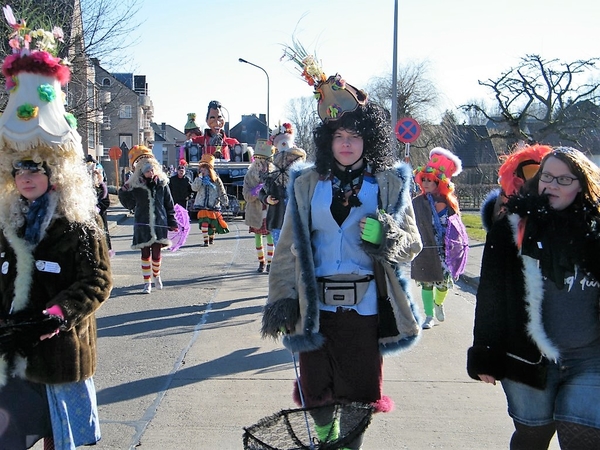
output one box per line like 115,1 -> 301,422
508,214 -> 560,361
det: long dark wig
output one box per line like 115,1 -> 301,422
312,102 -> 395,176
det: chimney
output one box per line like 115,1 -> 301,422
161,122 -> 166,131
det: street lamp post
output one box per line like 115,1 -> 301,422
238,58 -> 270,138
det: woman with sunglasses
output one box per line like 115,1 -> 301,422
468,147 -> 600,449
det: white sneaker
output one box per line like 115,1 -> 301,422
154,276 -> 163,290
434,303 -> 445,322
142,282 -> 152,294
422,316 -> 435,329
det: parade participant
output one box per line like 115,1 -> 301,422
468,147 -> 600,450
480,143 -> 552,231
411,148 -> 465,329
92,168 -> 114,257
191,153 -> 229,246
243,140 -> 275,273
259,123 -> 306,246
169,159 -> 193,208
182,113 -> 202,163
0,7 -> 112,448
262,44 -> 422,449
119,145 -> 178,294
199,100 -> 239,161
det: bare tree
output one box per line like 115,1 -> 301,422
461,98 -> 491,126
366,60 -> 439,124
78,0 -> 142,68
0,0 -> 141,67
284,96 -> 319,160
461,54 -> 600,148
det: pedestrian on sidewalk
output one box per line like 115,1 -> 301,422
169,159 -> 193,208
259,123 -> 306,247
92,168 -> 115,258
411,148 -> 465,329
0,7 -> 112,448
262,46 -> 422,449
191,153 -> 229,246
243,140 -> 275,273
119,145 -> 178,294
468,147 -> 600,449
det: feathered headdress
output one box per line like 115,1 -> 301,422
281,38 -> 367,123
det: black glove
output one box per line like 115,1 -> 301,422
0,311 -> 65,355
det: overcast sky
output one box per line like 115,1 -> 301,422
121,0 -> 600,132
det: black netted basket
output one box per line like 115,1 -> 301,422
243,402 -> 374,450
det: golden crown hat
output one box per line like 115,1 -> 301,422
128,144 -> 154,168
0,5 -> 81,159
253,138 -> 275,158
281,39 -> 368,123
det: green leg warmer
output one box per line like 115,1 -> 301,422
422,287 -> 434,317
314,419 -> 340,443
434,287 -> 449,306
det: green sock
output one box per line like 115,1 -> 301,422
422,288 -> 434,316
434,287 -> 448,306
314,419 -> 339,442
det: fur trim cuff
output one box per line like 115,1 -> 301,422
261,297 -> 300,338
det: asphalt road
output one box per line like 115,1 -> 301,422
33,207 -> 559,449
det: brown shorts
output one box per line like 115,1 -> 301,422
298,308 -> 382,407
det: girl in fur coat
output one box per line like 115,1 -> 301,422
468,147 -> 600,449
119,146 -> 178,294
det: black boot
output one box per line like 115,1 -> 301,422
266,264 -> 270,273
257,262 -> 265,273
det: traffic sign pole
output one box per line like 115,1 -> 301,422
395,117 -> 421,164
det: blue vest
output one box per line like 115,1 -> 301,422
310,175 -> 379,315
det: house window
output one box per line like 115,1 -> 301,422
88,122 -> 96,150
87,81 -> 95,110
119,105 -> 132,119
102,77 -> 111,87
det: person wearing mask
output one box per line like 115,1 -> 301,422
198,100 -> 239,161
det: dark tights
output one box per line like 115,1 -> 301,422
510,420 -> 555,450
511,420 -> 600,450
557,420 -> 600,450
141,243 -> 162,260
